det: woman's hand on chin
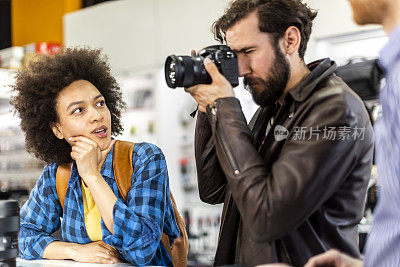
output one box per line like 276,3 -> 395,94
69,136 -> 115,182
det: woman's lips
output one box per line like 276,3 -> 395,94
92,126 -> 108,138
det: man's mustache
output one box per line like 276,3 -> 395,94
244,76 -> 264,88
244,76 -> 254,86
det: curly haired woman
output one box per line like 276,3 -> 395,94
13,47 -> 179,266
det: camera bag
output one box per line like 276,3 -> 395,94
335,58 -> 384,101
56,140 -> 189,267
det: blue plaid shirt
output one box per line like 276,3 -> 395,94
19,142 -> 180,266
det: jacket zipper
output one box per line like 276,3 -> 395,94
281,237 -> 294,265
218,130 -> 240,174
212,106 -> 240,175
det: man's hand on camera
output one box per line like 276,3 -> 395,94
184,58 -> 234,113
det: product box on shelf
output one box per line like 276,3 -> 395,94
24,42 -> 61,55
0,43 -> 62,69
0,68 -> 15,100
23,42 -> 62,66
0,47 -> 24,69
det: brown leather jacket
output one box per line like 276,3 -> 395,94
194,59 -> 374,266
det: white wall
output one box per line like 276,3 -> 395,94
64,0 -> 231,76
308,0 -> 378,37
304,0 -> 382,61
65,0 -> 384,70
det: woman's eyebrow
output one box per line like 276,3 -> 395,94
67,100 -> 84,111
94,94 -> 103,100
67,94 -> 103,111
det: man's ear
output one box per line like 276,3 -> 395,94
50,122 -> 64,140
282,26 -> 302,56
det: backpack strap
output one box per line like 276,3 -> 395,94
112,140 -> 135,201
112,141 -> 186,264
163,193 -> 189,267
56,163 -> 73,209
161,232 -> 173,260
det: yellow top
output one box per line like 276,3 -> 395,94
81,179 -> 102,241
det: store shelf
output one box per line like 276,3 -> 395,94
0,68 -> 15,99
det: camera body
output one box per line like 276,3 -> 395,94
165,45 -> 239,88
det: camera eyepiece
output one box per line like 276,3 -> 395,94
164,45 -> 239,89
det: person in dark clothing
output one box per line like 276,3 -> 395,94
306,0 -> 400,266
184,0 -> 374,266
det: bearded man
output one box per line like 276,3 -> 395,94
185,0 -> 374,266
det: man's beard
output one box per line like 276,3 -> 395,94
243,45 -> 290,108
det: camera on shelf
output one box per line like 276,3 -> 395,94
164,45 -> 239,88
0,200 -> 19,267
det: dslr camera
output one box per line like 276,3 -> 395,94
164,45 -> 239,88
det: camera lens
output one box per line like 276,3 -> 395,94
0,200 -> 19,267
165,45 -> 238,89
164,55 -> 210,88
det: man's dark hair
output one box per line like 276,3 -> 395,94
12,47 -> 126,164
213,0 -> 317,59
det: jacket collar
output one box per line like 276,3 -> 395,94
287,58 -> 337,103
